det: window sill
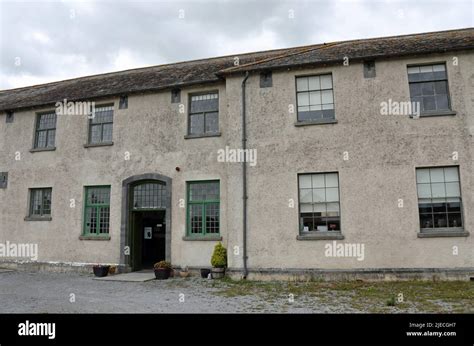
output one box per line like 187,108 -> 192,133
24,216 -> 52,221
184,132 -> 221,139
418,229 -> 469,238
411,110 -> 457,118
182,235 -> 222,241
297,232 -> 344,240
84,141 -> 114,148
294,119 -> 337,127
79,235 -> 111,240
30,147 -> 56,153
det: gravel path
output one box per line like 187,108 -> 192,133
0,271 -> 471,313
0,271 -> 305,313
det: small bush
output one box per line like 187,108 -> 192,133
154,261 -> 172,270
211,243 -> 227,268
386,295 -> 396,306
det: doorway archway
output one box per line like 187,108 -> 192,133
120,173 -> 172,271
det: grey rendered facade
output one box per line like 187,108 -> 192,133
0,28 -> 473,280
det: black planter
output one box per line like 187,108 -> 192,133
93,265 -> 110,277
154,268 -> 171,280
200,268 -> 211,278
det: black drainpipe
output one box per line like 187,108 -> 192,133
241,71 -> 250,279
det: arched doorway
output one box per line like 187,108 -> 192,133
120,173 -> 172,271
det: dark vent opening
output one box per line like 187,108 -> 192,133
171,89 -> 181,103
260,71 -> 273,88
6,111 -> 14,123
363,61 -> 376,78
119,95 -> 128,109
0,172 -> 8,189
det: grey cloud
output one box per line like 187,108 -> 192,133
0,0 -> 472,89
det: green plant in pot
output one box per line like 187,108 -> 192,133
154,260 -> 172,280
210,243 -> 227,279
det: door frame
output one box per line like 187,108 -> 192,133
120,173 -> 172,271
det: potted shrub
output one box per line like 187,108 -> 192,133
154,260 -> 172,280
93,264 -> 110,277
210,243 -> 227,279
200,268 -> 211,279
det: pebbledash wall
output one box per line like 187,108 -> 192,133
0,49 -> 473,280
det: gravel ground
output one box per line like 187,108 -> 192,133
0,271 -> 471,313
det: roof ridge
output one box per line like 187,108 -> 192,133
219,41 -> 343,74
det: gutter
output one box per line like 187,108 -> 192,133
241,71 -> 250,279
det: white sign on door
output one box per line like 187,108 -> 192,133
144,227 -> 152,239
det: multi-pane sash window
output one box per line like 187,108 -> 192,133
34,112 -> 57,148
299,173 -> 340,232
296,74 -> 335,122
189,93 -> 219,135
408,64 -> 450,114
29,188 -> 52,217
416,167 -> 463,230
89,105 -> 113,144
84,186 -> 111,236
187,181 -> 220,236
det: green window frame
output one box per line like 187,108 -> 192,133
83,186 -> 111,237
29,188 -> 52,217
88,105 -> 114,144
186,180 -> 220,237
34,111 -> 57,148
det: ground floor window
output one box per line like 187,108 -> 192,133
29,188 -> 52,218
83,186 -> 111,236
187,180 -> 220,236
416,166 -> 463,230
298,172 -> 340,232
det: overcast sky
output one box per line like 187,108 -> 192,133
0,0 -> 472,90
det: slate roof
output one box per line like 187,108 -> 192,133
1,28 -> 473,112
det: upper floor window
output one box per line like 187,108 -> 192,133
88,105 -> 113,144
29,188 -> 52,218
34,112 -> 57,149
187,181 -> 220,237
298,172 -> 340,233
296,74 -> 335,122
416,166 -> 463,230
188,92 -> 219,135
407,64 -> 451,114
